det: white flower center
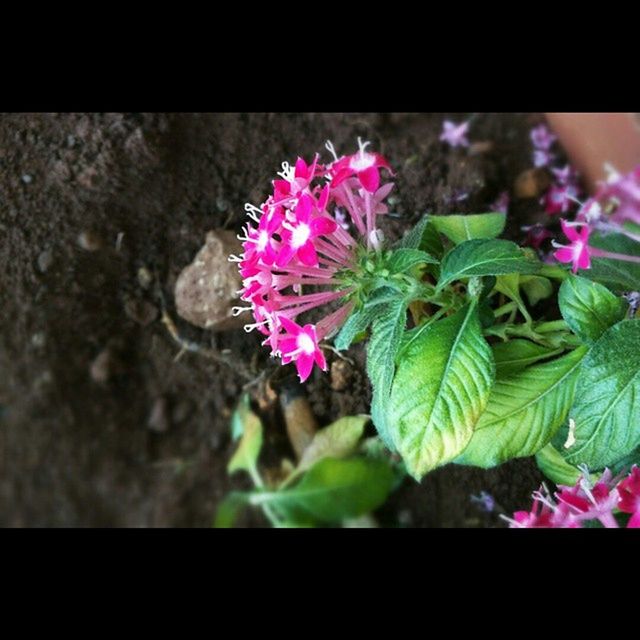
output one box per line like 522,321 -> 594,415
350,151 -> 375,172
291,223 -> 311,248
297,332 -> 315,355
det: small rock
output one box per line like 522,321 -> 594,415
174,230 -> 244,331
148,397 -> 170,433
37,250 -> 54,273
468,140 -> 494,155
31,332 -> 46,349
216,195 -> 229,212
137,266 -> 153,290
330,359 -> 352,391
90,347 -> 120,383
77,230 -> 103,252
171,400 -> 192,424
397,510 -> 414,526
21,173 -> 33,184
514,168 -> 551,199
66,134 -> 76,148
124,297 -> 158,327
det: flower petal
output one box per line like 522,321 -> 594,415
297,241 -> 318,267
358,166 -> 380,192
311,216 -> 337,236
295,353 -> 314,382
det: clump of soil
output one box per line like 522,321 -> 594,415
0,113 -> 547,527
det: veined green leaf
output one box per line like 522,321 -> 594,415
585,233 -> 640,292
430,212 -> 506,245
387,303 -> 495,479
535,443 -> 596,486
563,320 -> 640,469
257,457 -> 395,523
559,275 -> 627,343
298,415 -> 368,471
457,347 -> 587,468
386,248 -> 438,274
520,275 -> 554,307
227,395 -> 263,475
438,239 -> 540,289
493,339 -> 564,377
367,300 -> 407,449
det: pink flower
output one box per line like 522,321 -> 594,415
543,183 -> 578,215
233,141 -> 394,381
439,120 -> 470,148
530,124 -> 556,150
276,194 -> 337,267
491,191 -> 509,214
278,317 -> 327,382
555,470 -> 619,527
522,224 -> 553,250
553,220 -> 591,273
533,149 -> 556,168
617,465 -> 640,528
329,138 -> 392,193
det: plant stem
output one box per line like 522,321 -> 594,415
539,265 -> 570,280
536,319 -> 568,333
590,248 -> 640,264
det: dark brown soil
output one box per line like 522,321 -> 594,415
0,113 -> 546,527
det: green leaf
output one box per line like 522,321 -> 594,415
457,347 -> 587,468
213,492 -> 250,528
563,320 -> 640,469
430,212 -> 506,245
535,443 -> 593,486
259,457 -> 395,523
386,248 -> 438,274
397,216 -> 430,250
493,339 -> 564,377
227,396 -> 263,475
298,415 -> 368,471
558,275 -> 627,343
519,275 -> 554,307
438,239 -> 540,289
585,232 -> 640,291
367,300 -> 407,449
387,303 -> 495,479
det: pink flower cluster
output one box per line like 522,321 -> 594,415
505,465 -> 640,528
231,140 -> 394,382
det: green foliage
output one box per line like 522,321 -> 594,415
585,232 -> 640,291
387,303 -> 495,479
535,443 -> 597,486
563,320 -> 640,469
457,347 -> 587,468
430,212 -> 506,245
386,248 -> 438,274
558,275 -> 627,343
492,340 -> 564,377
227,394 -> 263,476
438,239 -> 540,289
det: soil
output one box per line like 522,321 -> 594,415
0,113 -> 549,527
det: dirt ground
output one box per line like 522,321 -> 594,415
0,113 -> 547,527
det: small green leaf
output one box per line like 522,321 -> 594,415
535,443 -> 593,486
438,239 -> 540,289
227,396 -> 263,475
387,303 -> 495,479
563,320 -> 640,469
397,216 -> 429,250
457,347 -> 587,468
367,299 -> 407,449
261,457 -> 395,523
430,212 -> 506,245
386,248 -> 438,274
213,492 -> 250,528
558,275 -> 627,343
520,275 -> 554,307
585,233 -> 640,292
298,415 -> 368,471
493,339 -> 564,377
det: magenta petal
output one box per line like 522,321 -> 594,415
314,347 -> 327,371
298,242 -> 318,267
311,216 -> 337,236
279,316 -> 301,335
295,194 -> 313,222
317,184 -> 330,211
628,511 -> 640,528
375,182 -> 394,201
561,220 -> 580,242
576,247 -> 591,270
295,354 -> 314,382
276,244 -> 296,268
358,166 -> 380,193
554,247 -> 574,264
295,157 -> 308,179
331,169 -> 351,188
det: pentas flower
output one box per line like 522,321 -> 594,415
617,465 -> 640,528
506,465 -> 640,528
231,141 -> 394,383
491,191 -> 509,214
595,165 -> 640,226
440,120 -> 470,148
543,183 -> 578,215
530,124 -> 557,168
522,224 -> 553,250
553,220 -> 591,273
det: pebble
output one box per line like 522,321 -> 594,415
90,347 -> 118,383
37,250 -> 54,273
147,397 -> 170,433
174,230 -> 244,331
330,359 -> 352,391
21,174 -> 33,184
31,332 -> 46,349
137,266 -> 153,290
77,230 -> 103,252
124,297 -> 158,327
